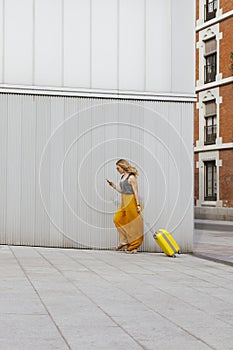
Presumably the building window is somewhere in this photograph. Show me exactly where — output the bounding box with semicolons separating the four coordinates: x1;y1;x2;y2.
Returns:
204;100;217;145
204;0;217;22
204;161;217;201
204;38;217;83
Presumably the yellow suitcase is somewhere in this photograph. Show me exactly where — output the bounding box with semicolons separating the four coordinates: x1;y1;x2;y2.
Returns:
153;229;181;258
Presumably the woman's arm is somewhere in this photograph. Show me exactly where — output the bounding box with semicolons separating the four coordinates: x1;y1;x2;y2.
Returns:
113;185;122;193
106;180;122;193
128;176;141;211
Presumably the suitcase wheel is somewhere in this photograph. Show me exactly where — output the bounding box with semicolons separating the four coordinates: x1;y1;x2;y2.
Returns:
171;254;176;258
178;250;181;255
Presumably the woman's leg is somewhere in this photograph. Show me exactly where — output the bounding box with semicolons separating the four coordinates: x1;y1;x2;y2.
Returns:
123;197;144;251
113;208;128;244
126;235;143;251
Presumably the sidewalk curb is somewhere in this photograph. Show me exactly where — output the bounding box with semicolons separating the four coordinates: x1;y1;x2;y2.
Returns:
192;252;233;267
194;221;233;232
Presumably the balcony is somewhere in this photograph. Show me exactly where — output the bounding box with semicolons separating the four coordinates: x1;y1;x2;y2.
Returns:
204;125;217;145
204;0;217;22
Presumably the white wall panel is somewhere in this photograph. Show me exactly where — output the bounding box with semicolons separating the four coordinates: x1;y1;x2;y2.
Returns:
119;0;144;90
4;0;33;84
62;98;81;248
0;94;8;243
171;0;195;93
49;98;65;246
92;0;118;89
64;0;91;88
34;96;51;246
20;96;36;245
0;0;3;83
0;0;195;95
0;94;193;251
6;95;21;244
34;0;62;86
141;100;193;250
146;0;171;92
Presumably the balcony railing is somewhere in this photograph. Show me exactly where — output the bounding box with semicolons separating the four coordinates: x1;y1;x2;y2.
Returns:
204;0;217;21
204;63;216;83
204;125;217;145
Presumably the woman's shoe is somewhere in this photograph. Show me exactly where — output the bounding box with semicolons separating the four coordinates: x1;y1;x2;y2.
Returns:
125;249;138;254
116;243;128;251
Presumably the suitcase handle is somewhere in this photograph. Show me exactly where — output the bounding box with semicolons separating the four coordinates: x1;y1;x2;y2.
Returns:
140;213;181;257
139;212;156;236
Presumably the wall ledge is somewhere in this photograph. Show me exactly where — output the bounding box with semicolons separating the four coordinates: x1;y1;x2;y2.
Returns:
0;84;197;103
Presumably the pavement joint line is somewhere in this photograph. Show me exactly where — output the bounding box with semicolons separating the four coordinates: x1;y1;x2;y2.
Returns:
131;260;233;328
97;252;233;320
195;220;233;229
1;312;48;316
86;251;233;333
184;257;233;287
194;224;233;232
5;245;233;349
172;265;233;295
9;246;72;350
58;249;218;350
192;253;233;268
90;251;233;314
35;248;147;350
153;254;233;291
157;259;233;311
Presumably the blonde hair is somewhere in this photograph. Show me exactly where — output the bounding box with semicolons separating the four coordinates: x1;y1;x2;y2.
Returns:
116;159;138;176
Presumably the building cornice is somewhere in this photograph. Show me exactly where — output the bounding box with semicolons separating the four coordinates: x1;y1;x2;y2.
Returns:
194;142;233;153
196;9;233;32
0;84;197;102
196;76;233;93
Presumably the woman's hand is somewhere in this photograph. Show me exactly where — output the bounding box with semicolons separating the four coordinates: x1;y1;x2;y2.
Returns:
106;179;116;189
137;205;141;213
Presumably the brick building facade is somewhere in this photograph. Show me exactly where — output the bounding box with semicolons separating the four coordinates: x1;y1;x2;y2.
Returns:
195;0;233;219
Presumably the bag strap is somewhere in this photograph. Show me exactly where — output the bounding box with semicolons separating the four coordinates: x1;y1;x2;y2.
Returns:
126;173;134;180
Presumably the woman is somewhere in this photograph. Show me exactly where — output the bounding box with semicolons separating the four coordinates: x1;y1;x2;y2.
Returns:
107;159;144;253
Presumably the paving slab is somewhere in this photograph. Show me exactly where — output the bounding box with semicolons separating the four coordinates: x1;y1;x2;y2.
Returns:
1;245;233;349
194;219;233;265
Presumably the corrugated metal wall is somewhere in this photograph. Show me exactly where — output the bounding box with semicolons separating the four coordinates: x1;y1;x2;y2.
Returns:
0;94;193;251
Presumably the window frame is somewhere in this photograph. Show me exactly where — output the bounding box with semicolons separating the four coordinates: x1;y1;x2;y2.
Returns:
204;160;217;201
204;99;217;145
204;52;217;84
204;0;217;22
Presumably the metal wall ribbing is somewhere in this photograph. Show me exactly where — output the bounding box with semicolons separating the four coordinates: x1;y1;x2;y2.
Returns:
0;94;193;251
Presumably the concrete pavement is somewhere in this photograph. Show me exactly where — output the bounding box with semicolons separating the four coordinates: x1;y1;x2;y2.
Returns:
194;219;233;265
1;243;233;350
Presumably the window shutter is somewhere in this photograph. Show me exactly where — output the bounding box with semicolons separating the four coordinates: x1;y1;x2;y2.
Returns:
205;38;217;55
205;100;216;116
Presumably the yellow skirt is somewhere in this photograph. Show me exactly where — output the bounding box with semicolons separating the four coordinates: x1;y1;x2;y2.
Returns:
113;194;144;251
